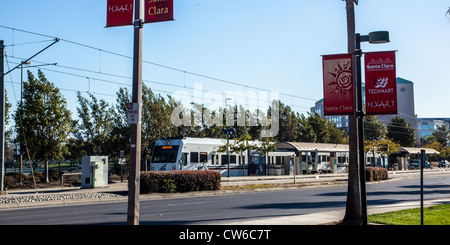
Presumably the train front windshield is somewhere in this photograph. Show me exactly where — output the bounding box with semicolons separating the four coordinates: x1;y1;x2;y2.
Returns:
151;145;180;163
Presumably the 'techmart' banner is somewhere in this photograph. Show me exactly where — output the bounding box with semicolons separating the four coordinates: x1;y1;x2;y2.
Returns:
364;51;397;115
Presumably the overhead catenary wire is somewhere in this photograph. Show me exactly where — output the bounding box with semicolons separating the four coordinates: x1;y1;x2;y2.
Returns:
1;25;422;134
0;25;319;104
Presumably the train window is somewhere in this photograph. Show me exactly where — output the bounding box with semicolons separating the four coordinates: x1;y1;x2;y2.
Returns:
239;155;245;164
230;155;236;164
151;145;180;163
190;152;199;163
221;155;228;165
181;153;188;166
200;152;208;163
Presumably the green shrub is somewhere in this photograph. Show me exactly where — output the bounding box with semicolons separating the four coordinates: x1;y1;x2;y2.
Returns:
48;169;61;181
32;172;45;182
140;170;221;194
162;179;176;193
366;167;388;181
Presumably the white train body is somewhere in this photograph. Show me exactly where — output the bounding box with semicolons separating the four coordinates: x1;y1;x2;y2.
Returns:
150;137;351;176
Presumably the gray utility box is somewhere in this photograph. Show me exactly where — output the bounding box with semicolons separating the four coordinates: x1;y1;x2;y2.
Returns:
81;156;109;188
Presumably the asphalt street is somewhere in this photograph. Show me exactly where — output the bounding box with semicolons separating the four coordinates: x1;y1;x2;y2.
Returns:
1;173;449;225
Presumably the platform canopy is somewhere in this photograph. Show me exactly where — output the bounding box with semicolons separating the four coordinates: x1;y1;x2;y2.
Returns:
275;142;349;152
398;147;440;155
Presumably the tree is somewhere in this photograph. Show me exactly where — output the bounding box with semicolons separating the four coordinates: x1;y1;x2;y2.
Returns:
364;138;399;166
257;137;277;175
14;70;73;182
423;141;450;158
109;87;131;164
277;102;299;142
364;115;387;140
307;112;329;143
432;125;449;146
141;84;176;169
297;113;316;142
112;85;179;170
296;112;345;144
230;133;256;176
75;92;115;156
387;117;416;147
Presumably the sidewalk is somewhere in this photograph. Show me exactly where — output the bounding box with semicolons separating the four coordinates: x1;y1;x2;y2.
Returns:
1;169;450;225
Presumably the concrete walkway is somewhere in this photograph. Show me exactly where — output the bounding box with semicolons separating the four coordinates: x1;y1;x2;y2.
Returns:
1;168;450;225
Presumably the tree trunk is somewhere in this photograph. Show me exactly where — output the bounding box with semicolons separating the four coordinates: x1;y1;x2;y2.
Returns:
342;0;362;225
44;157;49;183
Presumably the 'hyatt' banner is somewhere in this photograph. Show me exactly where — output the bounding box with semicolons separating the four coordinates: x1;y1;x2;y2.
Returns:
106;0;134;27
364;51;397;115
322;53;354;116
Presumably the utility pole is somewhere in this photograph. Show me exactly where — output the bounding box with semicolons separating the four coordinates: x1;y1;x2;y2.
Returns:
0;40;5;194
342;0;362;225
127;0;143;225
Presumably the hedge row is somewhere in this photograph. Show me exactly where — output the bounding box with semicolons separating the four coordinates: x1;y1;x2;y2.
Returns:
3;170;63;189
140;170;221;194
365;167;388;182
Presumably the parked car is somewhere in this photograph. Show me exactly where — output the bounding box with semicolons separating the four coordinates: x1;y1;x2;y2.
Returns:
409;160;430;169
409;160;421;170
439;160;449;168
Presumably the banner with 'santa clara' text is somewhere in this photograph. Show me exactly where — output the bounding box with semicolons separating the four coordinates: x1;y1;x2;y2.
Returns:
322;53;354;116
145;0;174;23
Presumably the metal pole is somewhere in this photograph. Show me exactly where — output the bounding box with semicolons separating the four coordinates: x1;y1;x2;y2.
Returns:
127;0;143;225
227;132;230;177
342;0;362;225
0;40;5;193
420;149;425;225
355;33;367;225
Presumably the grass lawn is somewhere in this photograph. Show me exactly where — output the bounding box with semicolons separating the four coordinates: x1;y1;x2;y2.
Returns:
368;204;450;225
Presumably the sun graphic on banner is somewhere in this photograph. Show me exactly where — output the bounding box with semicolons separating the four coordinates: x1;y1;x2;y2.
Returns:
327;61;352;95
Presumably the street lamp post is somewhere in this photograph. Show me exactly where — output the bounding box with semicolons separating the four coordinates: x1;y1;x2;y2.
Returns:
221;127;235;177
354;31;390;225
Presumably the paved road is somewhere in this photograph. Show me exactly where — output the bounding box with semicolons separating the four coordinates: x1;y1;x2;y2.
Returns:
1;174;449;225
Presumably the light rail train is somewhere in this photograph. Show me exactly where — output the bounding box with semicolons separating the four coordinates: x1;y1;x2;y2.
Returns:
150;137;350;177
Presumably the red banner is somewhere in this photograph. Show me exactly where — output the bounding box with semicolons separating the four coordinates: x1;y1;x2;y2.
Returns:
106;0;134;27
364;51;397;115
322;54;354;115
145;0;174;23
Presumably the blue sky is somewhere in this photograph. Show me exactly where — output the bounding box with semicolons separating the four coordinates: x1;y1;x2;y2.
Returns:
1;0;449;124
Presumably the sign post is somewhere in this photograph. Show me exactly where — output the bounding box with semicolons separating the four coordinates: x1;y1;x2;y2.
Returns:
106;0;174;225
322;31;391;226
420;149;425;225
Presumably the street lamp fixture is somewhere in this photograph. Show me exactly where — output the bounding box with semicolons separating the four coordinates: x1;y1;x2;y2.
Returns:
355;30;390;225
